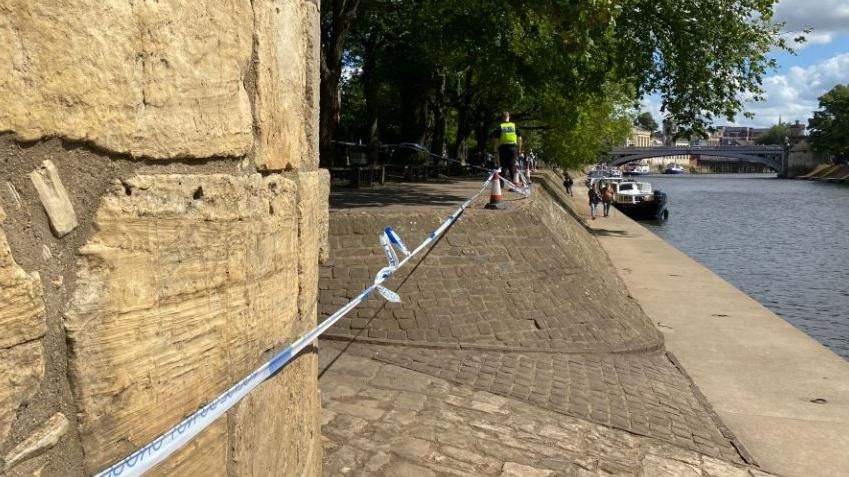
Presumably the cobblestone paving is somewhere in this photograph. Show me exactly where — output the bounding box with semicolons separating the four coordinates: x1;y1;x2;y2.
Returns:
320;205;662;353
318;178;755;472
322;341;742;463
320;349;774;477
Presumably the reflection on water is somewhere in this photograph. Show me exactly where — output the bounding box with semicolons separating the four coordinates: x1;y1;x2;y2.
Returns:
642;174;849;359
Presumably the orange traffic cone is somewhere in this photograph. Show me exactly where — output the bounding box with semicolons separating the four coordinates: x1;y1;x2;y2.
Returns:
485;172;506;209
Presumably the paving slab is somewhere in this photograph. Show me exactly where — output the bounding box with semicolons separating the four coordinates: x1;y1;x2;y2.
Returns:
320;347;774;477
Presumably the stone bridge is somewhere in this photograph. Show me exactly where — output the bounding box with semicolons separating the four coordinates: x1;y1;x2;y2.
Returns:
607;145;785;171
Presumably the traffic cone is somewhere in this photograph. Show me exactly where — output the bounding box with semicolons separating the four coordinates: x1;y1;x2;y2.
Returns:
485;172;506;209
513;170;521;187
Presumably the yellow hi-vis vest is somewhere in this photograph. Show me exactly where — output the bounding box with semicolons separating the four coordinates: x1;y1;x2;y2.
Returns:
500;122;518;145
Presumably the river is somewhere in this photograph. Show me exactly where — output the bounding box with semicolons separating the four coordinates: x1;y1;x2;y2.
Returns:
640;174;849;360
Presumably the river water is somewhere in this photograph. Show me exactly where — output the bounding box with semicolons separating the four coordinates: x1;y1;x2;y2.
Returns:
640;174;849;360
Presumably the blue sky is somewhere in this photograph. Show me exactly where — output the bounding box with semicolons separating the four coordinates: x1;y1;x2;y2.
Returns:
644;0;849;129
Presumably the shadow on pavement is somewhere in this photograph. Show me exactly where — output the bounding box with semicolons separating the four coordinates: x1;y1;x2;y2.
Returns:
330;176;491;209
591;227;632;237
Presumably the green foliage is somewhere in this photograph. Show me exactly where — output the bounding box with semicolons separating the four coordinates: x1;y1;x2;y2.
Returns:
326;0;789;167
808;84;849;161
754;123;789;145
635;112;658;133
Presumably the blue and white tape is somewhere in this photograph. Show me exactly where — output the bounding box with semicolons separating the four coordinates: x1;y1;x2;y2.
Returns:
385;227;411;257
380;232;399;268
95;171;496;477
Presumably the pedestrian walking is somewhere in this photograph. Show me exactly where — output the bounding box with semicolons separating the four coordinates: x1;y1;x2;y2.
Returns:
491;112;523;186
588;183;601;219
601;183;615;217
563;174;574;196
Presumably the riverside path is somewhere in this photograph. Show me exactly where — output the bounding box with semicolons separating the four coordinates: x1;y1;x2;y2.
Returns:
317;174;780;476
569;172;849;477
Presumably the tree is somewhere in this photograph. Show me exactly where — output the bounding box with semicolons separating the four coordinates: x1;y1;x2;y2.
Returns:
754;123;790;145
320;0;363;167
323;0;791;168
808;84;849;161
635;112;658;133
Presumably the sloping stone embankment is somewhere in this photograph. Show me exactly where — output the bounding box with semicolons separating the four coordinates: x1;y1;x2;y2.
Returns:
319;174;757;472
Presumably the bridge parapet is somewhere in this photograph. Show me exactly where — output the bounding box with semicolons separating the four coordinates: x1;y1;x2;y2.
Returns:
607;145;784;171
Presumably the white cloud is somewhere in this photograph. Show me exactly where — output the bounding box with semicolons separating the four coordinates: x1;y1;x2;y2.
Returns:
741;52;849;127
783;31;833;50
774;0;849;46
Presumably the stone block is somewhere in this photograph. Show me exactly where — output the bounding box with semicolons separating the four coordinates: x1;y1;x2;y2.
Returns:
64;174;302;474
501;462;555;477
4;413;69;471
232;352;321;476
0;0;253;159
29;160;78;237
296;170;330;327
0;343;44;451
0;219;47;446
252;0;320;171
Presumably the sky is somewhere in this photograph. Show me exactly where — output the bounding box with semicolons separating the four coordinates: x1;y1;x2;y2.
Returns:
643;0;849;129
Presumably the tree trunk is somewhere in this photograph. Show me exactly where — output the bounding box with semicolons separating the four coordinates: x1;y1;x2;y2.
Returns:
450;74;475;162
362;32;381;164
319;0;361;168
430;73;448;157
399;72;432;145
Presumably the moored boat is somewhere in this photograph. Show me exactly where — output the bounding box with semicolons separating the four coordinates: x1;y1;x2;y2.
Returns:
612;180;668;220
624;163;651;176
663;163;685;174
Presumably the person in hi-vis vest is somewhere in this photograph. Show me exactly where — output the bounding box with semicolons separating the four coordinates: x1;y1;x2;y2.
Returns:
491;112;523;184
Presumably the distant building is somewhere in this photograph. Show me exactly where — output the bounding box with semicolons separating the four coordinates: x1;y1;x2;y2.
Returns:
788;120;806;139
625;127;652;147
718;126;769;146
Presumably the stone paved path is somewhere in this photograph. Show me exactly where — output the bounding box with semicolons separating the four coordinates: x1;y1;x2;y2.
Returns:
318;175;758;474
326;343;740;461
320;204;661;353
320;348;774;477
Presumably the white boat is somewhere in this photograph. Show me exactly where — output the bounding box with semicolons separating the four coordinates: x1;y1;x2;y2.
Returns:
663;163;685;174
590;178;669;221
624;163;651;176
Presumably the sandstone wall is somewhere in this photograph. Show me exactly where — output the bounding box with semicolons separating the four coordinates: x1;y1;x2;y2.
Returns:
0;1;325;476
786;139;830;177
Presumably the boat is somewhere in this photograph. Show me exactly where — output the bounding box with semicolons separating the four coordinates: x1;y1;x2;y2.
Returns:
612;179;668;220
623;163;651;176
663;163;685;174
591;177;668;221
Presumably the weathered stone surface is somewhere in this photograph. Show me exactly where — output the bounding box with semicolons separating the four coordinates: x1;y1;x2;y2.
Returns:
147;420;228;477
501;462;555;477
64;174;301;473
4;413;69;471
29;160;78;237
4;455;48;477
0;218;47;350
640;454;702;477
253;0;321;171
297;170;330;325
0;343;44;450
0;213;47;446
232;352;321;477
0;1;253;159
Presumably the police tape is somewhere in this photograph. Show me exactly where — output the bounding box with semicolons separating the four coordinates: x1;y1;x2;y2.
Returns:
94;171;497;477
501;171;531;197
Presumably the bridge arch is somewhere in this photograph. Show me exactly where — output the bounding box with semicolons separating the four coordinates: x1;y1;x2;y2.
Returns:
607;148;783;171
